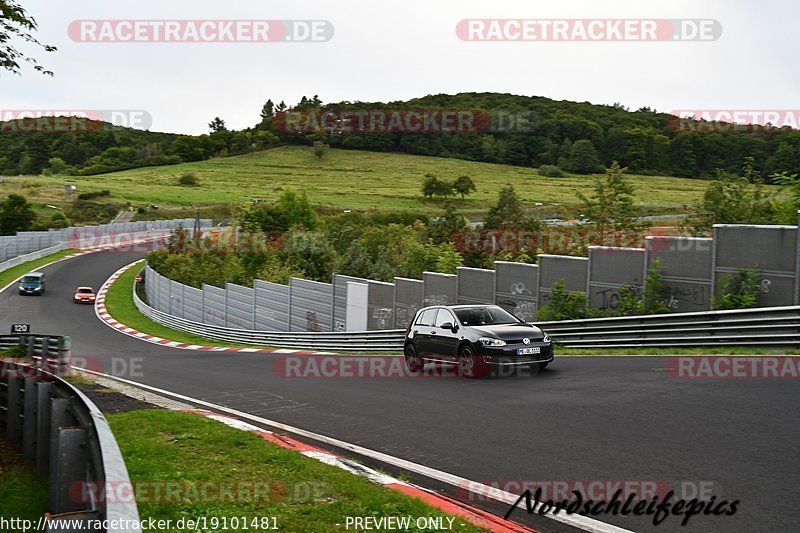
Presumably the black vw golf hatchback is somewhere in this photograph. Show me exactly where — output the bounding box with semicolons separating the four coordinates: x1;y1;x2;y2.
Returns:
404;304;554;378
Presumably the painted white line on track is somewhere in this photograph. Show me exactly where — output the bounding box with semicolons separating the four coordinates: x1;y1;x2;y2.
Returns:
75;367;634;533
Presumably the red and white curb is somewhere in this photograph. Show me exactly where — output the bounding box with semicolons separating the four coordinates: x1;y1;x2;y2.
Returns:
185;408;536;533
94;261;335;356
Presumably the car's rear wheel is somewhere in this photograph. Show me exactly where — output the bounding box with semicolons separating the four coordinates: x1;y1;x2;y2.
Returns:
458;346;487;378
404;343;424;374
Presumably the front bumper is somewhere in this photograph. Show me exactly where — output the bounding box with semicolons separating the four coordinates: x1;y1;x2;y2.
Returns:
19;288;41;295
478;342;554;366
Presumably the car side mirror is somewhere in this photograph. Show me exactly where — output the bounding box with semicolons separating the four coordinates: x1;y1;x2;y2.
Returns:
440;322;457;331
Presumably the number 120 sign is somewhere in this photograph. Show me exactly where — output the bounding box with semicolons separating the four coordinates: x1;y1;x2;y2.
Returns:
10;324;30;334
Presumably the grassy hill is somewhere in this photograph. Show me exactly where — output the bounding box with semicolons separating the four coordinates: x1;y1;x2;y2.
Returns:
1;146;713;217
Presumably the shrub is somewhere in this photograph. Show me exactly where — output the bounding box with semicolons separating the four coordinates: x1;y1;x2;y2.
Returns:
538;165;564;177
712;267;762;310
1;345;28;358
615;259;670;316
178;171;201;186
77;190;111;201
537;280;591;321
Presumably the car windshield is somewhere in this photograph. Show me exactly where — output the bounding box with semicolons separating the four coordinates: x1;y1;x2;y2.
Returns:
22;276;40;283
454;306;522;326
78;288;93;294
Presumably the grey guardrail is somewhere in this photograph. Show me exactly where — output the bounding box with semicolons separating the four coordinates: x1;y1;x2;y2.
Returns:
132;278;800;350
134;284;403;351
0;339;140;533
0;242;67;276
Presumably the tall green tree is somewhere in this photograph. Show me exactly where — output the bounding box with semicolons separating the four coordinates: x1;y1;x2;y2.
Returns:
239;189;318;233
484;184;538;230
690;158;777;233
208;117;227;133
577;161;647;234
452;175;476;199
567;139;601;174
0;193;35;235
426;200;467;245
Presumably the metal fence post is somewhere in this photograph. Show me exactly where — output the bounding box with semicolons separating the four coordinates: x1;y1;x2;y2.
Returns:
36;381;53;477
6;375;22;440
60;336;72;376
49;398;75;510
50;427;88;515
41;335;51;372
22;377;38;459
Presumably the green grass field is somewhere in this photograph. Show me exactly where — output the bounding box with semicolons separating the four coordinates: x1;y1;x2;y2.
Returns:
104;261;274;349
1;146;715;215
0;440;48;524
110;410;485;533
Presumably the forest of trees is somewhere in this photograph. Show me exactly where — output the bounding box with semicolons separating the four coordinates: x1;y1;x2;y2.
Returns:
2;92;800;178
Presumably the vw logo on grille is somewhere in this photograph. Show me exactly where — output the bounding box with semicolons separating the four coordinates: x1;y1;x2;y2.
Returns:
522;337;530;345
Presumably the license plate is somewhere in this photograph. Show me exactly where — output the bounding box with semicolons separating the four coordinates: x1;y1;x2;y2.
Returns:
517;347;540;355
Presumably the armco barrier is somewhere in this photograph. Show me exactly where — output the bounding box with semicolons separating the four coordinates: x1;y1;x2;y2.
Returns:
0;334;72;375
0;218;211;264
0;242;67;276
1;347;140;532
133;277;800;350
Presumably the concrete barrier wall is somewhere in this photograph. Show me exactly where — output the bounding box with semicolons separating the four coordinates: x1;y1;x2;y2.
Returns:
332;274;371;332
183;285;204;323
587;247;646;312
494;261;539;322
367;281;395;330
345;282;369;331
169;279;184;317
646;236;712;312
289;278;333;332
254;280;289;331
393;277;424;328
457;267;495;305
538;254;588;308
423;272;458;306
713;224;799;307
202;284;227;327
226;283;255;330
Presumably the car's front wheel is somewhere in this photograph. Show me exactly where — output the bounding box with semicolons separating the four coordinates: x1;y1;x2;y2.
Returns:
404;343;424;374
458;345;488;378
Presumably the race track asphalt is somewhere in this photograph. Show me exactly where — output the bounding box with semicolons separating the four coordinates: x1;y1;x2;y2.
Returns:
1;250;797;533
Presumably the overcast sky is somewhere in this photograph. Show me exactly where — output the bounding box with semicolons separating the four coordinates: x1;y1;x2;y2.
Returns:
4;0;798;135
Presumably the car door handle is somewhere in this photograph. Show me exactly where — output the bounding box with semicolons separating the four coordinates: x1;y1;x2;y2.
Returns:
430;330;436;335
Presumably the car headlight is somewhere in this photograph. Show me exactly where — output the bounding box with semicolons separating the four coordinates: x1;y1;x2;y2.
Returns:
478;337;507;347
543;332;551;344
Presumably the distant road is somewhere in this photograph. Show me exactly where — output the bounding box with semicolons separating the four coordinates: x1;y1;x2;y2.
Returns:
468;213;693;228
109;209;136;225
